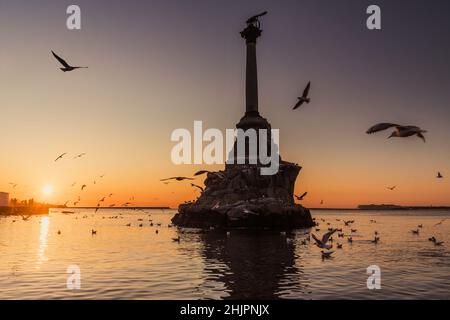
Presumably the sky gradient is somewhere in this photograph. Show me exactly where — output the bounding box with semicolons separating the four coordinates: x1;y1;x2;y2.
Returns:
1;0;450;208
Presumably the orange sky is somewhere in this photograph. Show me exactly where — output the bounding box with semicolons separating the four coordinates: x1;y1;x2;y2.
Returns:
1;1;449;208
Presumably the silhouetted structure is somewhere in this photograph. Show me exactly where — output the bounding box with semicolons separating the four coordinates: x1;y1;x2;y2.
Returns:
172;12;313;229
0;192;9;207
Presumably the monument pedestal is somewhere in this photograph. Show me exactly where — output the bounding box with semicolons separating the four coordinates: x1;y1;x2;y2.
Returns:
172;161;314;229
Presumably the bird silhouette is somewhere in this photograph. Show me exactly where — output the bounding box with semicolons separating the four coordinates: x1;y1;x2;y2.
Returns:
81;184;87;191
160;177;194;182
73;153;86;159
437;172;444;179
295;192;308;201
367;123;427;142
292;82;311;110
51;51;87;72
311;229;337;249
54;153;67;162
387;186;397;191
8;182;18;188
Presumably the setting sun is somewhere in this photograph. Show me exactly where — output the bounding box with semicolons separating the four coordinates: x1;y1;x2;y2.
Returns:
42;185;54;196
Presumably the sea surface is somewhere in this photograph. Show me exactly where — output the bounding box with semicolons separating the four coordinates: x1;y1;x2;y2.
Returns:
0;209;449;300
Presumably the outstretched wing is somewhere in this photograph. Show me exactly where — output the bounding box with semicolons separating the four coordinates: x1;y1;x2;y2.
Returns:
292;100;304;110
311;233;322;246
366;123;399;134
417;132;426;143
322;229;337;244
194;170;210;176
51;51;71;68
297;192;308;200
302;81;311;98
191;183;204;192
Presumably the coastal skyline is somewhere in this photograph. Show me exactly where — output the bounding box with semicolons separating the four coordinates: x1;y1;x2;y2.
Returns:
1;0;450;208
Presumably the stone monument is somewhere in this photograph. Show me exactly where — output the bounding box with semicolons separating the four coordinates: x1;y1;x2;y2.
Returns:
172;12;314;229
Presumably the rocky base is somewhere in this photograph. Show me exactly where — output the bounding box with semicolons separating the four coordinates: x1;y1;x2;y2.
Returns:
171;161;314;230
172;198;313;229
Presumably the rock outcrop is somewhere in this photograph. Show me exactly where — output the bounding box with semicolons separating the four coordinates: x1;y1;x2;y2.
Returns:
172;161;314;229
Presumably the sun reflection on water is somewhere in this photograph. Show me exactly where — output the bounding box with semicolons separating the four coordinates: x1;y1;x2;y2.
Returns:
36;216;49;269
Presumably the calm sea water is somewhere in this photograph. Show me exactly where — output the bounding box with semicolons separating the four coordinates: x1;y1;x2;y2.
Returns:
0;209;449;300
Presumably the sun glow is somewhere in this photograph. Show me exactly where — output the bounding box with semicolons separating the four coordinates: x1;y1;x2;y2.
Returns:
42;184;54;196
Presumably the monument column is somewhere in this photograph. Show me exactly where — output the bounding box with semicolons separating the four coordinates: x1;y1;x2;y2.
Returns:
241;22;262;116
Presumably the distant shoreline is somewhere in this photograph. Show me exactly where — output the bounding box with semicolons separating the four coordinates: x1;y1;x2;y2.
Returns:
56;206;172;210
311;206;450;211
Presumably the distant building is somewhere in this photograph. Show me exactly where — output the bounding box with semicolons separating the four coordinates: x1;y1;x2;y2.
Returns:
0;192;9;207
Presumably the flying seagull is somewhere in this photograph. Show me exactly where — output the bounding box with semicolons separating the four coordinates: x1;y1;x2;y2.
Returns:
292;82;311;110
54;153;67;162
311;229;337;249
160;177;194;182
437;172;443;179
295;192;308;201
73;153;86;159
366;123;427;142
9;182;18;188
81;184;87;191
387;186;397;191
51;51;87;72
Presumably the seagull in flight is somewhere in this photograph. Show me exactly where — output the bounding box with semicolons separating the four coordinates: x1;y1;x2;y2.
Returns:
81;184;87;191
292;82;311;110
295;192;308;201
9;182;18;188
387;186;397;191
73;153;86;159
160;177;194;182
51;51;88;72
437;172;444;179
366;123;427;142
54;153;67;162
311;229;337;249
